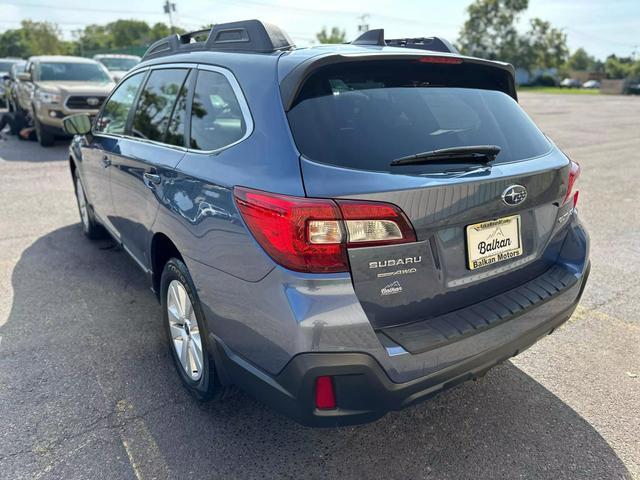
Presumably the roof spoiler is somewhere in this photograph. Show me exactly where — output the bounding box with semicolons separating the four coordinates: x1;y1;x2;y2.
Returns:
142;19;295;61
280;54;517;111
351;28;460;54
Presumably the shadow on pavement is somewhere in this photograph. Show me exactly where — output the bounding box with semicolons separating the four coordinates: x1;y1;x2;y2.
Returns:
0;134;69;162
0;224;631;479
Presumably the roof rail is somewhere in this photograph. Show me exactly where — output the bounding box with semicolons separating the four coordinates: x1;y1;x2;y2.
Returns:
351;28;459;54
142;19;295;61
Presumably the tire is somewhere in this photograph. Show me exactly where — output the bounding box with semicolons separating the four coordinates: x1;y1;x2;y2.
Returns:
161;258;227;401
34;115;55;147
73;170;105;240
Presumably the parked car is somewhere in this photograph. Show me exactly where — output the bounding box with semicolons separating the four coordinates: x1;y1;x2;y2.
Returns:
0;58;23;109
15;55;115;146
3;60;27;112
582;80;601;89
560;78;582;88
64;20;590;427
93;54;141;82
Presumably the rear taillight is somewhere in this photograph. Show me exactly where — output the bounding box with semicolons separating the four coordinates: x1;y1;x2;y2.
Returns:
337;200;417;247
233;187;417;273
563;161;580;207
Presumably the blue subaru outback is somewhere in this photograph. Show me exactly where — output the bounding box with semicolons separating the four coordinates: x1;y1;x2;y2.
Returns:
64;20;590;427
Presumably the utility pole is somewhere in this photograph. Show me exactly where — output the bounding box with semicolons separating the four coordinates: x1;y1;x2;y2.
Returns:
357;14;370;33
163;0;177;33
72;29;84;57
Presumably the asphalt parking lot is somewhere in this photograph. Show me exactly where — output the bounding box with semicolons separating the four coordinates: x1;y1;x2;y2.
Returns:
0;92;638;480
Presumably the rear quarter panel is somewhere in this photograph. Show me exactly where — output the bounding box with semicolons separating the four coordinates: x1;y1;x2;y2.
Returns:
151;54;304;282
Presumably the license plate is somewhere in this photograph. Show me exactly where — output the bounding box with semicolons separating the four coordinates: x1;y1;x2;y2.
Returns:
466;215;523;270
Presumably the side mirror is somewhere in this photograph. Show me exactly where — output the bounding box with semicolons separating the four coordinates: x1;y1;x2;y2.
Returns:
17;72;31;81
63;113;92;135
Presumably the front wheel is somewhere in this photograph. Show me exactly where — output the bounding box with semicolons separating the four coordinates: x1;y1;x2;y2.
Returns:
34;116;55;147
161;258;227;401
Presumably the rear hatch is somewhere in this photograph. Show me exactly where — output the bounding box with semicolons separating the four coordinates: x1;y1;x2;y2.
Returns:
285;57;572;329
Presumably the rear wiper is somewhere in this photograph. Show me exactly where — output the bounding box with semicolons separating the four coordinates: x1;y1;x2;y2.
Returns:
390;145;501;166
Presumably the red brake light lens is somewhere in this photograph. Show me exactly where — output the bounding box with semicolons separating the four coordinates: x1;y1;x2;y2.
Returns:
417;56;463;64
563;161;581;207
315;376;336;410
233;187;417;273
233;187;347;273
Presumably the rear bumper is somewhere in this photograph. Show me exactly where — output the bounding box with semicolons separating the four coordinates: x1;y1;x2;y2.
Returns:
213;262;589;427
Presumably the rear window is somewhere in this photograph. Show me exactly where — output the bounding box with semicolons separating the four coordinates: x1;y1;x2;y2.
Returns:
287;61;551;173
131;68;189;142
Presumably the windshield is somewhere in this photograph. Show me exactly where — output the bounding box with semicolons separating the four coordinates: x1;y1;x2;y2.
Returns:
287;60;551;173
38;62;112;82
12;62;26;75
98;57;139;71
0;61;18;72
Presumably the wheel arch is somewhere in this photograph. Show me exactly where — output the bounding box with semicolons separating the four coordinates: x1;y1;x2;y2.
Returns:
150;232;184;298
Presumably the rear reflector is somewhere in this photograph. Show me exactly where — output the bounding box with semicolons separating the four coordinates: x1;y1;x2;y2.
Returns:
563;161;581;207
315;376;336;410
234;187;417;273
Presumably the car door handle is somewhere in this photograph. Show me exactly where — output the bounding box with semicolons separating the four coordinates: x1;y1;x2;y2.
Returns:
101;155;111;168
143;172;162;188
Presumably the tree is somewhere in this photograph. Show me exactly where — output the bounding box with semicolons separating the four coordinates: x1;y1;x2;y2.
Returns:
567;47;595;71
458;0;568;73
316;27;346;44
523;18;568;71
76;20;184;54
107;20;151;48
79;24;112;51
604;55;634;79
0;20;69;58
457;0;528;65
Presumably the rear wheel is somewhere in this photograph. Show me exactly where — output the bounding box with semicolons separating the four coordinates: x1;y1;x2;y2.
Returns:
73;171;104;239
34;115;55;147
161;258;227;401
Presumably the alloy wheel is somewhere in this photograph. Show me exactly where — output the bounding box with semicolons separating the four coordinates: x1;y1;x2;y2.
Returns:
166;279;203;381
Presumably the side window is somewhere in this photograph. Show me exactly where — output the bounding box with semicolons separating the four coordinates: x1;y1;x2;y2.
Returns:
190;70;246;151
94;73;144;134
165;70;194;147
131;69;188;142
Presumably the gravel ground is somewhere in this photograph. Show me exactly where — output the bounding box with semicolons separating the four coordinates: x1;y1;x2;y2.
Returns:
0;93;638;479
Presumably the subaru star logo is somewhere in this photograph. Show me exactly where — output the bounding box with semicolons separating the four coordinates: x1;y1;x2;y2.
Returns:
502;185;527;206
86;97;100;107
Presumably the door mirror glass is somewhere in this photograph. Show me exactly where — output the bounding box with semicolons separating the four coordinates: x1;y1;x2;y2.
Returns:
63;113;92;135
17;72;31;81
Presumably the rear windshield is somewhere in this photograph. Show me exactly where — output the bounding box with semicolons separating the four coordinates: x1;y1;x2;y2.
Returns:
287;61;551;173
38;62;112;83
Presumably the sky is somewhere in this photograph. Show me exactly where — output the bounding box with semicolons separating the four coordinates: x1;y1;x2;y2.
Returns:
0;0;638;60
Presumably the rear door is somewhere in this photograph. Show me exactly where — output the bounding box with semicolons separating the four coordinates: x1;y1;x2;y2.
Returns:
286;58;571;329
109;67;192;268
